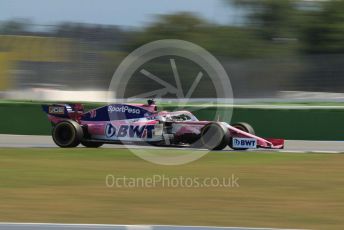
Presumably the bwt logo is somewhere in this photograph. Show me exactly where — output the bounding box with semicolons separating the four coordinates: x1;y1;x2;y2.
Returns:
108;105;141;114
105;123;155;139
233;138;257;148
240;140;255;146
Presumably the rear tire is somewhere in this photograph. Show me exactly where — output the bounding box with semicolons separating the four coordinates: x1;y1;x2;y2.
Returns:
229;122;255;150
81;141;103;148
52;120;83;148
198;122;230;150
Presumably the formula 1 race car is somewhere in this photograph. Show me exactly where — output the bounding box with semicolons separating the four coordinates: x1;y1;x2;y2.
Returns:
42;100;284;150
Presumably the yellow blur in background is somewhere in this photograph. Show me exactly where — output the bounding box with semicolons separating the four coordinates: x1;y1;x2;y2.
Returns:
0;35;72;90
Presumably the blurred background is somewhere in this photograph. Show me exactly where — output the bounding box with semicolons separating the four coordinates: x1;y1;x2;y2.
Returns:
0;0;343;102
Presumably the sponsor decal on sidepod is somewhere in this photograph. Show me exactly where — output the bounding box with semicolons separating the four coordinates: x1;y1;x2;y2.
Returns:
105;123;155;139
108;105;141;114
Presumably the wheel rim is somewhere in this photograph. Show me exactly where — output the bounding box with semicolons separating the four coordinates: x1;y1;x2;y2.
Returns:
55;123;75;146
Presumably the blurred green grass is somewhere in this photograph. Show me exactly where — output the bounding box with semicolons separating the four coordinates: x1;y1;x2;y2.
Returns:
0;148;343;229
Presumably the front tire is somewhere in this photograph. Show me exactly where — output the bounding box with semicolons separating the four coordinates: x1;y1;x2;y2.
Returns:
229;122;255;150
198;122;230;150
52;120;83;148
231;122;255;135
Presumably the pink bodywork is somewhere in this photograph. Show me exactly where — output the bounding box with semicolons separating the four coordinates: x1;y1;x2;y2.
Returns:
46;103;284;149
168;120;283;149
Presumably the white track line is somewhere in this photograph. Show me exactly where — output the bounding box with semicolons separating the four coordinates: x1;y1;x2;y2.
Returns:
0;223;306;230
277;150;343;154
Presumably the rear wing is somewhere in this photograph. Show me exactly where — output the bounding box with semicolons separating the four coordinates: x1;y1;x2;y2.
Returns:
42;103;84;121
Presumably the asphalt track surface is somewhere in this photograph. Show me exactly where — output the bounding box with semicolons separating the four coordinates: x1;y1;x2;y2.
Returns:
0;223;304;230
0;134;343;153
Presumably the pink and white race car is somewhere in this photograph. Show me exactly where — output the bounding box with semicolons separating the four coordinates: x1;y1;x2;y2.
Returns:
42;100;284;150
